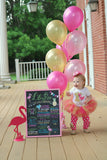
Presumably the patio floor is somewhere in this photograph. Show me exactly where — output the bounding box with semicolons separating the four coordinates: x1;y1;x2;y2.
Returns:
0;80;107;160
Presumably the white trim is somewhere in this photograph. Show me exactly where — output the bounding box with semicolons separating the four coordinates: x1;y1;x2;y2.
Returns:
85;5;95;89
82;11;88;85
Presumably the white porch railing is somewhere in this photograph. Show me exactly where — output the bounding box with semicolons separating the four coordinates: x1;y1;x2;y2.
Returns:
15;59;51;82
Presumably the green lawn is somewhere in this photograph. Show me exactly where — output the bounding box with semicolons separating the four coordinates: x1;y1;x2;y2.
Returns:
10;73;16;80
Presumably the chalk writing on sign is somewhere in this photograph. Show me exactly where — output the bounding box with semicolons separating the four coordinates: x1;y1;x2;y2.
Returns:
25;89;61;137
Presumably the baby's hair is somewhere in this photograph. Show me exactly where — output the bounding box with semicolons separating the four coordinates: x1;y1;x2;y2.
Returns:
74;73;86;88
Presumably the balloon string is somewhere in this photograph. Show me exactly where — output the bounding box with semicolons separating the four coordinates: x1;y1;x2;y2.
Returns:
60;82;69;113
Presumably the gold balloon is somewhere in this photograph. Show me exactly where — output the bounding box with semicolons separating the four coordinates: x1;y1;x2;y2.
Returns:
46;48;67;72
46;20;67;45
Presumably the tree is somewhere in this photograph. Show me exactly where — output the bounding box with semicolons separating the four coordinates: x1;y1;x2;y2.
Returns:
6;0;76;71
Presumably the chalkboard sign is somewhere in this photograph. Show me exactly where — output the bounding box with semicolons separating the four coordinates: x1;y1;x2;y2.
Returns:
25;89;61;137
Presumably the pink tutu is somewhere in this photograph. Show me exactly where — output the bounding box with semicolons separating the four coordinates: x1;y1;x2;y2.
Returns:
63;96;97;117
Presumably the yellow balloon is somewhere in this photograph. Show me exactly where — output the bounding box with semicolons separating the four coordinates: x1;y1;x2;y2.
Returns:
46;20;67;45
46;48;67;72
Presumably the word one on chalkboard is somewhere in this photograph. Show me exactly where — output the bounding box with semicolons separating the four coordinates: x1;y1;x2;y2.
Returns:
25;89;61;137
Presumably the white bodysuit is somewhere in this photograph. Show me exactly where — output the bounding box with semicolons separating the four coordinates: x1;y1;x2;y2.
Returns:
69;87;91;107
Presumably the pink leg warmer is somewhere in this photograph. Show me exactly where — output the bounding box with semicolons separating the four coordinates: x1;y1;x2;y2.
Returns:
82;116;90;129
71;114;78;130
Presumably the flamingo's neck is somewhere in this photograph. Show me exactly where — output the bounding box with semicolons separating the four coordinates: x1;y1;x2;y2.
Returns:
19;107;26;120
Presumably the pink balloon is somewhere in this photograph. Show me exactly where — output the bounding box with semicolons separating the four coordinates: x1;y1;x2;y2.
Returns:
56;44;70;61
56;44;62;50
63;6;83;32
64;59;86;82
62;41;73;61
47;71;68;94
63;30;87;57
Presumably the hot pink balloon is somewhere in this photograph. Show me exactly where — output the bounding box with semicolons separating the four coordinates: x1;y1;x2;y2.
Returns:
64;59;86;82
47;71;68;94
63;6;83;32
63;30;87;57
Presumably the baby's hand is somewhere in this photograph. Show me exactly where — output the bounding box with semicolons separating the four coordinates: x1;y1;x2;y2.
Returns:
84;98;89;104
66;91;71;96
84;95;92;104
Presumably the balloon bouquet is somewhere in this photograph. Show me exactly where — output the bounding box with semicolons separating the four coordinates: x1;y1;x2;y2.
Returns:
45;6;87;129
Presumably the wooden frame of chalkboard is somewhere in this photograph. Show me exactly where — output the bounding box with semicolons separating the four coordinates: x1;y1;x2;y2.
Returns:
25;89;61;137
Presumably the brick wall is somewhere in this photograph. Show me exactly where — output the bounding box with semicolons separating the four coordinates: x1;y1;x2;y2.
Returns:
91;0;107;95
76;0;107;95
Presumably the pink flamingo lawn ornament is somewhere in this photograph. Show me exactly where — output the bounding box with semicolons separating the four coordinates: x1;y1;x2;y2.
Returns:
8;106;26;141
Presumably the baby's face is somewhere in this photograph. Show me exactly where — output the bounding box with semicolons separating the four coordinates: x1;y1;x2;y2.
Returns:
73;77;84;89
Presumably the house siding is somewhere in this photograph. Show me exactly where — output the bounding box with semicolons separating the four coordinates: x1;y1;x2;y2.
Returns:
76;0;107;95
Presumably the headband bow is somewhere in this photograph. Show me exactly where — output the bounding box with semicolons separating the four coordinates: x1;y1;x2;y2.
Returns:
73;71;82;77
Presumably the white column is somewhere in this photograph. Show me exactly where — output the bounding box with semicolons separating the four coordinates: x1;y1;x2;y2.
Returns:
0;0;11;80
82;10;88;85
85;5;95;89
